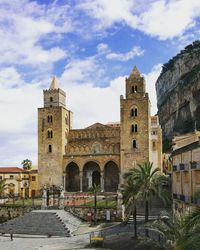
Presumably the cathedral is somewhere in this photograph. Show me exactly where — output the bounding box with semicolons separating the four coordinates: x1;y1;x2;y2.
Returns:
38;67;162;192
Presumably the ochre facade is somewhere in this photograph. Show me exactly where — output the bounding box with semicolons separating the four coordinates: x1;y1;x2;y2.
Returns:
38;67;162;192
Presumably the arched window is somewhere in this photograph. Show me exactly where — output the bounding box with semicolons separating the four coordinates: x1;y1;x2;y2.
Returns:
133;140;137;148
48;145;52;153
131;124;134;132
47;130;53;138
131;109;134;117
50;97;53;102
135;124;138;132
132;86;134;93
131;108;138;117
47;115;53;123
134;108;137;116
131;124;138;133
135;86;138;92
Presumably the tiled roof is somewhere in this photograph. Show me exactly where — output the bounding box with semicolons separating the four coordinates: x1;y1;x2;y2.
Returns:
0;167;23;173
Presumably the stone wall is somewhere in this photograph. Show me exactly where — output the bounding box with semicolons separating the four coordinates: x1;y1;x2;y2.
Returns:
0;206;32;223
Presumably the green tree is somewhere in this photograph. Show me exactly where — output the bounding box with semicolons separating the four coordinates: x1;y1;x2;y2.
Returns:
21;159;32;170
89;184;101;225
0;179;7;197
122;178;141;238
124;162;171;236
147;208;200;250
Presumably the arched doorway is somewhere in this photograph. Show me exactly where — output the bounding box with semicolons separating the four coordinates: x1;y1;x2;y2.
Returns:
83;161;101;191
104;161;119;192
92;171;101;186
66;162;80;192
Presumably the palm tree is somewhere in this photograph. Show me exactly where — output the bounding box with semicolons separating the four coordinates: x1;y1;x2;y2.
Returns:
147;208;200;250
0;179;7;197
124;162;171;236
89;184;101;225
122;178;141;238
21;159;32;170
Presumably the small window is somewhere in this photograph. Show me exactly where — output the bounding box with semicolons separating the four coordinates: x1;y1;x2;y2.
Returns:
133;140;137;148
10;175;14;179
47;115;53;123
135;86;138;92
47;130;53;138
152;141;156;150
132;86;134;93
48;145;52;153
131;109;134;117
131;108;138;117
31;176;36;181
134;108;137;116
50;97;53;102
131;124;138;133
0;176;2;180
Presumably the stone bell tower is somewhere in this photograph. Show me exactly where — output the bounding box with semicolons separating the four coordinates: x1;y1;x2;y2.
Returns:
38;76;73;188
120;66;151;175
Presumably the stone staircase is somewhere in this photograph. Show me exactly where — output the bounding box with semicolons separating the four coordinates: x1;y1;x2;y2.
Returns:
0;210;82;237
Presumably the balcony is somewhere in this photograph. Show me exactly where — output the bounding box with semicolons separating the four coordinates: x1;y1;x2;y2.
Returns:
191;161;200;170
173;165;178;171
179;163;185;171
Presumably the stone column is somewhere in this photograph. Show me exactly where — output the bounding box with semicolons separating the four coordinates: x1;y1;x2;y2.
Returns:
59;188;65;210
88;171;93;189
119;171;124;188
41;187;47;210
80;172;83;192
100;171;104;192
63;174;66;191
117;190;123;219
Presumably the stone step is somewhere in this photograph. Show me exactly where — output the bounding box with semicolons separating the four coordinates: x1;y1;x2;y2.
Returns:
0;210;81;237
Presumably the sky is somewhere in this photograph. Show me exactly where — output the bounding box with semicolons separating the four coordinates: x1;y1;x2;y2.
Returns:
0;0;200;167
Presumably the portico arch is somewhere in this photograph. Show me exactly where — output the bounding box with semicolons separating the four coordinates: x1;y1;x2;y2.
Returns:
65;162;80;192
104;161;119;192
83;161;101;192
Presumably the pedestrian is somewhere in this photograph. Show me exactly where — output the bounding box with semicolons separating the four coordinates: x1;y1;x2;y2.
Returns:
10;232;13;241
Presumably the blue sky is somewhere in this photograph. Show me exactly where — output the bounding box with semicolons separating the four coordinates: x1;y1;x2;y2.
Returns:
0;0;200;167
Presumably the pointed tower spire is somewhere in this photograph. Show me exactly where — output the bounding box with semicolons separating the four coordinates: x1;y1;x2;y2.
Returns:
49;76;59;90
130;66;140;78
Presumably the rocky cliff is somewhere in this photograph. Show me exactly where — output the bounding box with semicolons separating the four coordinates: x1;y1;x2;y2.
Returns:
156;41;200;150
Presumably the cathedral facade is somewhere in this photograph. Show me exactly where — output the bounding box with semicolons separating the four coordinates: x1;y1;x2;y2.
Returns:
38;67;162;192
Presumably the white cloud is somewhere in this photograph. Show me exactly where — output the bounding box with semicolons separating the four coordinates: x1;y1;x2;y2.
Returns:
97;43;109;54
78;0;137;30
144;64;162;115
96;43;144;61
138;0;200;40
79;0;200;40
0;67;24;88
106;46;144;61
0;67;44;166
61;57;105;85
0;1;72;66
